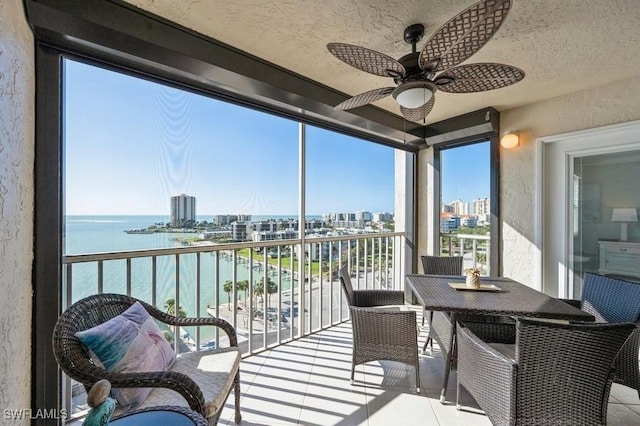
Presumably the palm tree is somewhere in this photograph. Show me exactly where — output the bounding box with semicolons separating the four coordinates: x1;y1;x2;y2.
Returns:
237;280;249;307
223;280;233;310
266;278;278;308
253;280;265;304
164;298;186;318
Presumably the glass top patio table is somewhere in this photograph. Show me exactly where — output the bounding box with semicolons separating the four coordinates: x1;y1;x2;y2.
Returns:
405;274;595;402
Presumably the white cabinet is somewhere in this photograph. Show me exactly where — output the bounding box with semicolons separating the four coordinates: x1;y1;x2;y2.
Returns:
598;241;640;278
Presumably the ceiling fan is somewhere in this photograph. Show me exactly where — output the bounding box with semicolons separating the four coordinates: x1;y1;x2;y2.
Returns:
327;0;525;123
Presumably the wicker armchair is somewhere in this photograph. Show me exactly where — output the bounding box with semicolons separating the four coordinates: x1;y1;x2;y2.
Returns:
561;273;640;399
52;293;241;425
456;318;636;426
338;265;420;393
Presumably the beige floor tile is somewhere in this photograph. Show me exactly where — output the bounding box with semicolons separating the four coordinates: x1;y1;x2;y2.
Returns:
606;403;640;425
216;320;640;426
365;387;439;426
610;383;640;406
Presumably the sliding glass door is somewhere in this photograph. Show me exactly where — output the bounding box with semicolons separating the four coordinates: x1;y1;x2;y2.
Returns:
540;121;640;298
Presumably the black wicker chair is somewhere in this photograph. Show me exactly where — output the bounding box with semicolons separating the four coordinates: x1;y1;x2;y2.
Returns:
419;256;463;328
338;265;420;393
456;318;636;426
561;273;640;399
52;293;242;425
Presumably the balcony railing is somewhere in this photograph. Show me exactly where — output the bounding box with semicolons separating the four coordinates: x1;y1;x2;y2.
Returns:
440;233;490;275
62;231;406;417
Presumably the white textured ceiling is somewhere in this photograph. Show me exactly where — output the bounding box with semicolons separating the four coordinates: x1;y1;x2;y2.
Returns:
125;0;640;124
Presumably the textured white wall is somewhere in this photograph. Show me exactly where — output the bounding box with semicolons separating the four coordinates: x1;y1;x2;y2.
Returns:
0;0;34;422
501;75;640;287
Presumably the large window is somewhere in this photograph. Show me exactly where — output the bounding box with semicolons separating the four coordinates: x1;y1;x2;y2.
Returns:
60;59;401;416
30;3;415;419
438;141;493;274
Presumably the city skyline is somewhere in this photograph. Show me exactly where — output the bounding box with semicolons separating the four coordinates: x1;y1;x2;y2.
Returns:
64;60;489;216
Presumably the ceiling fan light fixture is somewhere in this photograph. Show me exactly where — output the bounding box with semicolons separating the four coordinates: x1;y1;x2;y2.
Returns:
393;81;436;109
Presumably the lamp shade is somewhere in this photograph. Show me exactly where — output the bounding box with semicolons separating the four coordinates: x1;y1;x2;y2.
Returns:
611;208;638;222
392;81;436;109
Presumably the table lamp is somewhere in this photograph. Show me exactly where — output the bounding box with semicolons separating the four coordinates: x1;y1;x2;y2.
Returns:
611;208;638;241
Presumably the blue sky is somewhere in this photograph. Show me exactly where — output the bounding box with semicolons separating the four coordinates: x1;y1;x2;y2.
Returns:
440;142;490;204
64;60;487;215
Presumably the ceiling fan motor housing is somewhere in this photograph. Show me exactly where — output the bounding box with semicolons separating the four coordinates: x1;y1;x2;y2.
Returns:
328;0;524;122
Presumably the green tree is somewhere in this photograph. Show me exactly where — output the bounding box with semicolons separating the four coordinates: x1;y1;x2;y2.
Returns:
223;280;233;310
253;280;265;304
264;278;278;307
164;298;187;318
237;280;249;307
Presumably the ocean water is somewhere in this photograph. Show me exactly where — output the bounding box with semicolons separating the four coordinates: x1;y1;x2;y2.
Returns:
65;215;314;317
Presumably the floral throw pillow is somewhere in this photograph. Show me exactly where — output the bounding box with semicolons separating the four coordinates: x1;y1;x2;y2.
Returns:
75;301;176;410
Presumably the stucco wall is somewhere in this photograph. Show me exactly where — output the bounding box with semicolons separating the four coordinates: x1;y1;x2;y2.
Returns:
501;75;640;287
0;0;34;423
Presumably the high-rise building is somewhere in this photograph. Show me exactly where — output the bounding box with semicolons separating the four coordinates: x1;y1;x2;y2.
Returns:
449;199;469;215
170;194;196;227
473;198;490;216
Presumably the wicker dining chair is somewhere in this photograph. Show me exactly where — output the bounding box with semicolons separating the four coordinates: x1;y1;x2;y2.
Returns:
561;273;640;399
338;265;420;393
456;318;636;426
419;256;463;333
52;293;242;425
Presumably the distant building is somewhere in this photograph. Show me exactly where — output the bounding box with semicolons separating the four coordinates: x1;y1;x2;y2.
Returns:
213;214;252;226
252;229;297;242
473;198;490;216
372;212;393;222
170;194;196;227
448;199;469;215
355;210;372;221
477;213;491;225
231;221;250;240
441;215;461;233
461;216;477;227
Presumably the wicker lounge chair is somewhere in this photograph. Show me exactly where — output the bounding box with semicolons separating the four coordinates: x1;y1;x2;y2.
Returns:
561;273;640;399
52;293;241;425
456;318;635;425
338;265;420;393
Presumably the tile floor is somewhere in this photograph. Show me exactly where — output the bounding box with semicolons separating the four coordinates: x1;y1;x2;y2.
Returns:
218;314;640;425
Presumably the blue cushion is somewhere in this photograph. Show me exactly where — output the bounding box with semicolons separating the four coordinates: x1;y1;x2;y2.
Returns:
76;301;176;410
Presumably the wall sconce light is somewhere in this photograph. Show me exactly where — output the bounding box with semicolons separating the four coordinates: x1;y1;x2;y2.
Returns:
500;131;519;148
611;207;638;241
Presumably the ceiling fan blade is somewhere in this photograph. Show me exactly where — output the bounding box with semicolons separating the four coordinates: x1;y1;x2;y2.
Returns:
327;43;406;77
334;87;395;111
400;97;436;122
436;63;524;93
419;0;512;72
